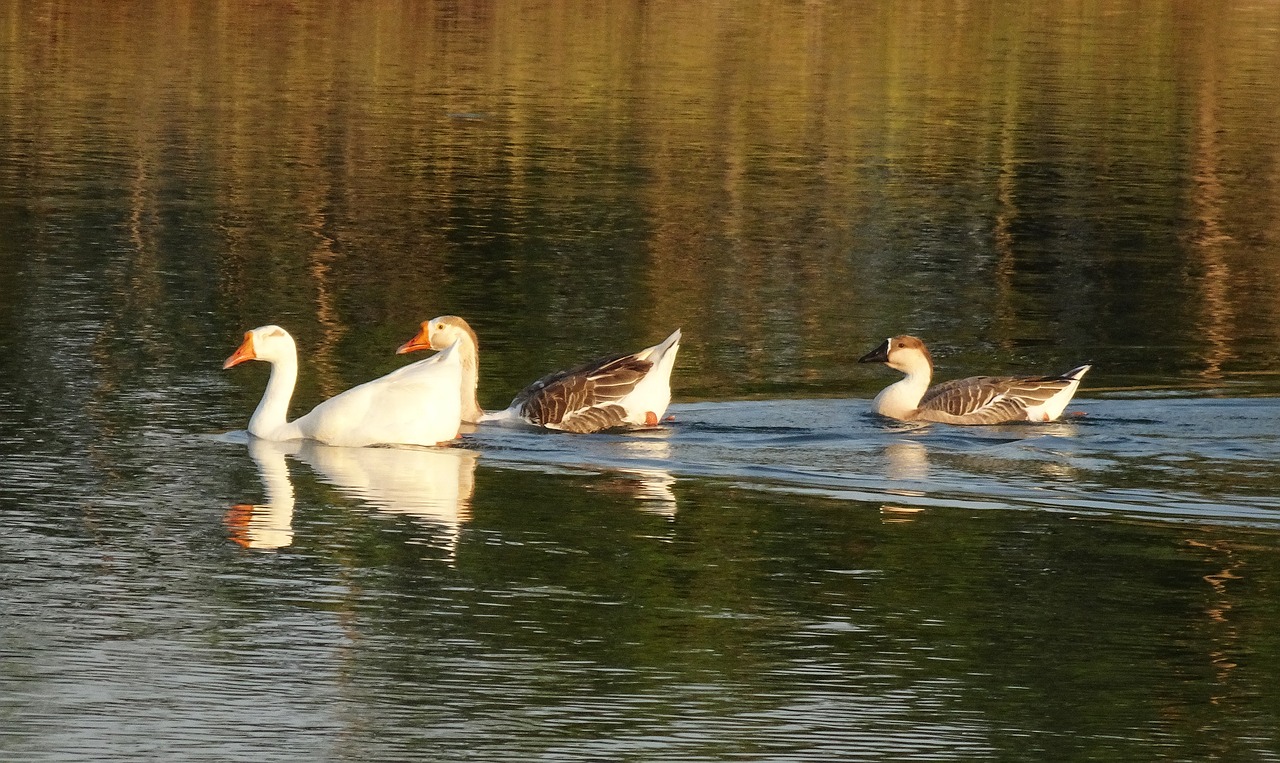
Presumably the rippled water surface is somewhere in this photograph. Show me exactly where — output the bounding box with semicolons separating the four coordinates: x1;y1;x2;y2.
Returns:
4;1;1280;760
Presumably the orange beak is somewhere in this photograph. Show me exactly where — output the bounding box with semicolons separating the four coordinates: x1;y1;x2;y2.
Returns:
396;323;432;355
225;504;254;548
223;331;257;369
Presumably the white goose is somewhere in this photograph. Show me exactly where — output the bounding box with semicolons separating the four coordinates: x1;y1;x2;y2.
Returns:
224;325;463;447
396;316;681;434
858;335;1090;425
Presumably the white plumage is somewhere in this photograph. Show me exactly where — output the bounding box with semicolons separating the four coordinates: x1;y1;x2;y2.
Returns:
224;325;463;447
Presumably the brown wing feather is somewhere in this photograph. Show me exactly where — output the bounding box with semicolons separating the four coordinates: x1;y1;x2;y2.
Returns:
514;352;653;430
555;404;630;433
917;374;1076;424
919;376;1001;413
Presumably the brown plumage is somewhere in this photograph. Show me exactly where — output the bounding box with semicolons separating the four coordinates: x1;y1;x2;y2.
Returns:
915;373;1088;424
859;335;1091;425
397;316;682;433
513;353;653;432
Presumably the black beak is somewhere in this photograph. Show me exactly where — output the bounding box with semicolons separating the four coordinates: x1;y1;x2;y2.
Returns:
858;339;891;364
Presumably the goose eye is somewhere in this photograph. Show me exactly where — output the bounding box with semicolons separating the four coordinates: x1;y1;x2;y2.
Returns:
437;323;445;331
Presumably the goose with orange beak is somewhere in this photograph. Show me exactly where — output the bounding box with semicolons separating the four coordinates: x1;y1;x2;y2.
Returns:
224;325;463;447
398;316;681;434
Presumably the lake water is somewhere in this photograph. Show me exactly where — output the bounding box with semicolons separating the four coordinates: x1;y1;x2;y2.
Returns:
3;1;1280;760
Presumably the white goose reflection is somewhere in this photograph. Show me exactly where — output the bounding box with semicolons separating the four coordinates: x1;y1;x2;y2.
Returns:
294;441;479;557
613;434;678;517
226;438;300;550
229;438;479;557
885;440;929;482
880;440;929;524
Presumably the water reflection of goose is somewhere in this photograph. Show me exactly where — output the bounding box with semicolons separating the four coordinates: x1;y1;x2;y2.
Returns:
294;442;479;555
859;336;1090;425
884;440;929;482
226;438;300;550
223;325;463;447
397;316;681;434
613;435;678;517
880;441;929;521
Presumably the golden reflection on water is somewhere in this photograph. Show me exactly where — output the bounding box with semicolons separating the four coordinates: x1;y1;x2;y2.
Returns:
1185;536;1248;707
4;0;1280;398
1188;22;1234;383
304;204;345;400
879;505;925;524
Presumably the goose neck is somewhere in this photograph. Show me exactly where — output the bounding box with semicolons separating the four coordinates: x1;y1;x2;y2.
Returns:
873;367;932;419
456;335;484;424
247;352;298;439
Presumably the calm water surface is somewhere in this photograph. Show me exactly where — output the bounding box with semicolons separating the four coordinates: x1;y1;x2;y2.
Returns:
3;1;1280;760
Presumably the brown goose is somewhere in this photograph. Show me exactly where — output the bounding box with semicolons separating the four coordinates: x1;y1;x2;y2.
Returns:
858;336;1090;425
397;316;681;434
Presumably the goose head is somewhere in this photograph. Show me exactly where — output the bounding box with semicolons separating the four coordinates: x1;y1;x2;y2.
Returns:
858;335;934;377
397;315;478;356
224;325;297;369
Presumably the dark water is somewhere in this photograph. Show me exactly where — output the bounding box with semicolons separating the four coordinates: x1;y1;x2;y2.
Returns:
3;1;1280;760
